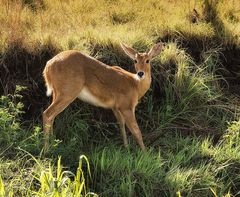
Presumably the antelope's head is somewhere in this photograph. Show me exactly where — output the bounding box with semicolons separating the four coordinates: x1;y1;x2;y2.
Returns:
121;42;163;79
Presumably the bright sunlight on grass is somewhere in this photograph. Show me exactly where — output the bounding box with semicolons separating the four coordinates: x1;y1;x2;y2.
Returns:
0;0;240;196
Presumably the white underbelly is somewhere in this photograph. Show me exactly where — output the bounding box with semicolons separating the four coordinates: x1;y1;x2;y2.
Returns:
78;87;108;108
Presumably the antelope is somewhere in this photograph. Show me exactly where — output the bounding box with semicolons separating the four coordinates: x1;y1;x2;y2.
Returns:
42;42;163;151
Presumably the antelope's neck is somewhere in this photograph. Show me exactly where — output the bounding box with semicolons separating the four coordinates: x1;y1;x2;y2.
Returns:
137;72;151;100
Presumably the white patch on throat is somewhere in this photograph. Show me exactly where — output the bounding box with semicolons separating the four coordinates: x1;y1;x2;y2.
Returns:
134;74;141;81
78;87;107;108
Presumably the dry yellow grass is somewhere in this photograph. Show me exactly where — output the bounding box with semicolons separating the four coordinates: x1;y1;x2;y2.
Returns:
0;0;239;53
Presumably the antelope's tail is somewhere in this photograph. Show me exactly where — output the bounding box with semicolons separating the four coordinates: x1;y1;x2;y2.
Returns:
43;65;53;97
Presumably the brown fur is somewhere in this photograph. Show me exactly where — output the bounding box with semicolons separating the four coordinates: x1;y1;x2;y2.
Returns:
42;43;163;151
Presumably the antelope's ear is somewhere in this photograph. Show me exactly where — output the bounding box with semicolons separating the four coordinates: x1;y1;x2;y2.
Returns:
121;43;138;60
148;42;164;59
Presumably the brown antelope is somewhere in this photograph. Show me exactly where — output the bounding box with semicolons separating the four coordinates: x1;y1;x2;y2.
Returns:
42;42;163;151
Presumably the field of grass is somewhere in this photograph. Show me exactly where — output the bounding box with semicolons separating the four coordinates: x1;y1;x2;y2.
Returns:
1;0;240;196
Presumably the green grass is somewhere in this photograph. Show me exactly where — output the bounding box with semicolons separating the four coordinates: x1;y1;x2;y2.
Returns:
1;0;240;196
0;151;97;196
0;81;239;196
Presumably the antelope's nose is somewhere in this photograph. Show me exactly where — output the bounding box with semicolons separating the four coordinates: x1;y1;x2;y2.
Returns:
137;71;144;78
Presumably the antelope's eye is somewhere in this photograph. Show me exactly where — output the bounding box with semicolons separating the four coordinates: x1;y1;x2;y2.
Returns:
146;59;150;64
134;60;137;64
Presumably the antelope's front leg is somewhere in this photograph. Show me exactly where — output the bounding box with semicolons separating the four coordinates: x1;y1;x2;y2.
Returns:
113;109;128;147
120;109;146;151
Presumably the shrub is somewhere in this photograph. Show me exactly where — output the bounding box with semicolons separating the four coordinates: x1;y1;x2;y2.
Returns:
0;85;24;148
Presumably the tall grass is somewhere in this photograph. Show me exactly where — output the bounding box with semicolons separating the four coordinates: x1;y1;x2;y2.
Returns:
1;0;240;196
137;42;237;148
0;152;97;196
91;147;163;197
0;0;239;52
1;37;239;197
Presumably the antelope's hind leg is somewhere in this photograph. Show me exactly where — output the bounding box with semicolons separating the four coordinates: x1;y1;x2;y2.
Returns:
42;88;83;151
43;97;73;150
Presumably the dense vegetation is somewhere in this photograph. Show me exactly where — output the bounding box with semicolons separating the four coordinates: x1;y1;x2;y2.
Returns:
0;0;240;196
